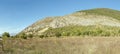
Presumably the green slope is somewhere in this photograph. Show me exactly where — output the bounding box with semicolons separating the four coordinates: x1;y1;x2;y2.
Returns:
42;25;120;37
78;8;120;21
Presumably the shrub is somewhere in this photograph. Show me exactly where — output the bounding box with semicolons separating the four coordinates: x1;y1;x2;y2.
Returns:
39;35;44;38
21;35;27;39
55;32;61;38
27;34;33;38
2;32;10;38
101;32;110;37
19;33;27;39
82;31;90;36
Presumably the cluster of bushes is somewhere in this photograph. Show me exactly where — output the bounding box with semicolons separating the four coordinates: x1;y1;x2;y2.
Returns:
0;32;44;39
43;25;120;37
0;32;33;39
15;33;33;39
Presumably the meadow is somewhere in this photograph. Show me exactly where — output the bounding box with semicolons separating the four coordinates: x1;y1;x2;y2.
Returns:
1;37;120;54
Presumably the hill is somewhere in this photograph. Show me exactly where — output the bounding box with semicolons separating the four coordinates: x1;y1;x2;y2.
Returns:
19;8;120;37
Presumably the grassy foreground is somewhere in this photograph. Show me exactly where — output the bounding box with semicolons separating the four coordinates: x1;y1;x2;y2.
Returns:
1;37;120;54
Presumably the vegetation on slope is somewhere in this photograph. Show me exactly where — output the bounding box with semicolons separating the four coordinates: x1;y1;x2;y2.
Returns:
42;25;120;37
20;8;120;37
78;8;120;21
15;25;120;38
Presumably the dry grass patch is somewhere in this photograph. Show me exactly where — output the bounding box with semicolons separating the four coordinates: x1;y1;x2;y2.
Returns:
1;37;120;54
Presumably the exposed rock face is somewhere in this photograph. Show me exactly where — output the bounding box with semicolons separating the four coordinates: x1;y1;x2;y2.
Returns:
21;8;120;35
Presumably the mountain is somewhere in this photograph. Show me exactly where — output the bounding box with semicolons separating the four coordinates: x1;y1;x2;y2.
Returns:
19;8;120;37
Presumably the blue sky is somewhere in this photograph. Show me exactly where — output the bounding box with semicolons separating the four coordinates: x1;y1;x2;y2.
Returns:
0;0;120;34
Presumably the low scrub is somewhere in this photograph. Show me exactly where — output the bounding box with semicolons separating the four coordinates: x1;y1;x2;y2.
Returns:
43;25;120;37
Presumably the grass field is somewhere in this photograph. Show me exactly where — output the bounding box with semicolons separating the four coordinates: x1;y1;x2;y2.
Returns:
0;37;120;54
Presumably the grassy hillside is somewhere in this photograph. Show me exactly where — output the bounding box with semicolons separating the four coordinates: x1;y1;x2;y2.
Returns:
78;8;120;21
42;25;120;37
40;8;120;38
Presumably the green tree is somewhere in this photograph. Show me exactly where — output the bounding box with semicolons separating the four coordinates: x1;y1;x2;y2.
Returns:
2;32;10;38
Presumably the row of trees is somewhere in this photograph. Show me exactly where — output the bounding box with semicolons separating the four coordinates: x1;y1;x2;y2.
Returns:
0;32;47;39
0;32;34;39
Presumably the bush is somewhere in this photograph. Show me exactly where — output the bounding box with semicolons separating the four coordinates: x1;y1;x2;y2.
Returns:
27;34;33;38
82;31;90;35
19;33;27;39
21;35;27;39
101;32;110;37
55;32;61;37
39;35;44;38
2;32;10;38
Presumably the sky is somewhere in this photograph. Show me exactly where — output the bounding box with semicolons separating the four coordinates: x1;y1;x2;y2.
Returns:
0;0;120;34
